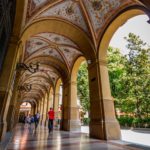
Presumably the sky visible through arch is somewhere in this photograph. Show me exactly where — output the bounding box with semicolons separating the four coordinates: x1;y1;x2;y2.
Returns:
109;15;150;55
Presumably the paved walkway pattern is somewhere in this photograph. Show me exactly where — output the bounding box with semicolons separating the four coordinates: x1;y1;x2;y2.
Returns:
6;125;150;150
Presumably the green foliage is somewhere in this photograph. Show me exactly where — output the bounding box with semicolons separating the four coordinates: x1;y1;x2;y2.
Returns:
117;116;134;127
83;118;90;125
77;62;90;112
77;33;150;126
123;33;150;118
108;33;150;119
117;116;150;128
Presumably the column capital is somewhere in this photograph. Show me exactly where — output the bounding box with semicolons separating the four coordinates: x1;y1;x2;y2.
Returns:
88;59;107;70
97;59;107;66
55;93;61;96
70;81;77;85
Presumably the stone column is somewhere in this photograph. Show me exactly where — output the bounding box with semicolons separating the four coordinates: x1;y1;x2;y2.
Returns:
39;100;43;124
42;94;48;126
54;92;59;127
47;93;50;113
35;103;38;114
0;35;19;141
50;91;54;108
61;81;81;131
7;71;21;132
13;101;21;127
37;101;41;113
88;59;121;140
45;93;50;126
30;105;35;115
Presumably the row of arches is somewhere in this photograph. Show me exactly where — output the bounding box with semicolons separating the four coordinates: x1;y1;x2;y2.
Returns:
0;0;149;143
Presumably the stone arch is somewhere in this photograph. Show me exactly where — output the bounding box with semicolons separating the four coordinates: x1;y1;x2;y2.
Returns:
70;56;86;111
98;8;146;60
93;8;147;140
20;100;37;115
53;78;62;128
20;19;96;61
61;56;86;131
54;79;62;116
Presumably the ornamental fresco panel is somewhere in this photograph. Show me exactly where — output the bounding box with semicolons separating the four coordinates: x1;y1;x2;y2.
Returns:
28;47;65;63
36;32;78;48
27;0;51;20
25;38;49;59
82;0;137;37
58;46;81;67
37;0;89;33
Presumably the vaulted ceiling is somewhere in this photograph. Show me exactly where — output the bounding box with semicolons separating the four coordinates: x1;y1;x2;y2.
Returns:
19;0;143;104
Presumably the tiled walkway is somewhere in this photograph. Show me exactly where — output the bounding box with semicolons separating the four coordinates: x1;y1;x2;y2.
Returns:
7;125;145;150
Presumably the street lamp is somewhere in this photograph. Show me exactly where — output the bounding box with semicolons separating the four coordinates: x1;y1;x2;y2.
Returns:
16;62;39;73
18;84;32;92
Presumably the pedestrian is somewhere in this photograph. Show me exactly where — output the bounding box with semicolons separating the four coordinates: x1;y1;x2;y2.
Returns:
31;115;34;124
25;114;31;127
48;108;54;133
34;112;40;129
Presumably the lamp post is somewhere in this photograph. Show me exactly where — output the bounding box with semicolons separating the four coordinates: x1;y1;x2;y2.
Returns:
18;84;32;92
16;62;39;73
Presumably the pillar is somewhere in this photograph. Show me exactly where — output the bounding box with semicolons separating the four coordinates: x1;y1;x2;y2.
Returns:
42;94;48;126
7;71;21;132
88;59;121;140
13;101;21;127
61;81;81;132
54;92;60;127
39;100;43;124
0;35;19;141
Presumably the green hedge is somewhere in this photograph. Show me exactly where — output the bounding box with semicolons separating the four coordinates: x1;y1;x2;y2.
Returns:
117;116;150;128
117;116;133;127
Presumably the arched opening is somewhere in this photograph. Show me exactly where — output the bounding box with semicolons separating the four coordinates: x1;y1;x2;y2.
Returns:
19;102;32;123
99;8;150;145
76;59;90;134
69;56;90;132
54;78;63;130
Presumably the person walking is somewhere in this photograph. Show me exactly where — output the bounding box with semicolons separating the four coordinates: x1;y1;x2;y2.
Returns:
48;108;54;133
34;112;40;129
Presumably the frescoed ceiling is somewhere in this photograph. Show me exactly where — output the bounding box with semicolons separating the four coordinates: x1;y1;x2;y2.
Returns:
19;32;82;102
26;0;138;41
20;0;141;103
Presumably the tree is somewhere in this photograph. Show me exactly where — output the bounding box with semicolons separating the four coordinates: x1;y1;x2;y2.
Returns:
107;47;135;114
77;62;90;112
123;33;150;118
108;33;150;118
77;33;150;119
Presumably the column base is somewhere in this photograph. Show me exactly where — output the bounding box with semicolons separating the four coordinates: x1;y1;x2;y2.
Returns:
62;119;81;132
0;121;7;141
105;119;121;140
90;119;121;140
42;120;47;126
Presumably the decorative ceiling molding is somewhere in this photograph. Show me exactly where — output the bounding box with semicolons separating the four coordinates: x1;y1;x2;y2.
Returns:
21;0;142;102
25;0;139;46
82;0;138;39
32;0;89;34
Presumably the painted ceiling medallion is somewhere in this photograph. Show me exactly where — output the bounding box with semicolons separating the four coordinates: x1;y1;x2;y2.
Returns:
65;3;75;15
92;0;102;11
54;37;60;42
36;33;78;48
